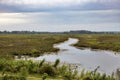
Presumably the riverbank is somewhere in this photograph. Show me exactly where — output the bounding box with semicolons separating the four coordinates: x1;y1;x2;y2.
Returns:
0;34;69;59
32;38;120;76
0;34;120;59
72;34;120;53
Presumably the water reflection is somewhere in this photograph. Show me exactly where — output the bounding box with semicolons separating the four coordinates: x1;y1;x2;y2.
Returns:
16;38;120;76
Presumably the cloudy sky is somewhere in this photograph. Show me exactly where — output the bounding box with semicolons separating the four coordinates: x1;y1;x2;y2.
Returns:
0;0;120;31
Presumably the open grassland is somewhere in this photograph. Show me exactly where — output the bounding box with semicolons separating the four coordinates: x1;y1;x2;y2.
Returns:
0;59;117;80
72;34;120;52
0;34;120;59
0;34;69;58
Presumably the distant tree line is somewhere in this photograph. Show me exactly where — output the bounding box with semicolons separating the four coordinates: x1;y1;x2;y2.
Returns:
67;30;120;34
0;30;120;34
0;31;51;34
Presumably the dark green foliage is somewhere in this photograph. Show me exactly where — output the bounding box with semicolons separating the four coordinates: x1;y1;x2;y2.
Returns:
39;59;45;67
0;59;117;80
58;65;68;76
42;73;48;80
19;67;28;79
78;69;116;80
53;59;60;68
63;70;78;80
39;64;57;76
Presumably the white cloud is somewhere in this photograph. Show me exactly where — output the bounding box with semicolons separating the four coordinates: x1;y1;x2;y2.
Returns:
0;9;120;31
0;23;119;32
59;10;120;15
0;13;28;24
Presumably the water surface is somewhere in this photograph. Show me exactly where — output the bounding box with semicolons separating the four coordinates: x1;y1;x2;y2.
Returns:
24;38;120;75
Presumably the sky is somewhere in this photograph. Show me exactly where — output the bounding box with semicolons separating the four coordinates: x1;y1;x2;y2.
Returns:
0;0;120;32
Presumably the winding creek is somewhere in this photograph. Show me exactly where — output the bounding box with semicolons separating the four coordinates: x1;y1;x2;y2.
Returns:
16;38;120;75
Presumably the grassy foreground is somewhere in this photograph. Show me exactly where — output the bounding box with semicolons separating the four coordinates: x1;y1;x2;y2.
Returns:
0;59;117;80
72;34;120;52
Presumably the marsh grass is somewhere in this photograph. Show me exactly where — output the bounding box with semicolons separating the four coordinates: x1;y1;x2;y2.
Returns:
0;34;120;59
0;34;69;58
0;34;120;79
72;34;120;52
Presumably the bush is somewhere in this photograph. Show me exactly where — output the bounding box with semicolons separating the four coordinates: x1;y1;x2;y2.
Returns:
19;67;28;80
39;64;57;76
53;59;60;68
42;73;48;80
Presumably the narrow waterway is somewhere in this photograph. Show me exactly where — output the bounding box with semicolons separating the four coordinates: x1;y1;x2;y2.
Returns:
18;38;120;75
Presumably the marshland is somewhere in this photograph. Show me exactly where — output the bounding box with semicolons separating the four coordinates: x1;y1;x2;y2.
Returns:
0;0;120;79
0;34;120;80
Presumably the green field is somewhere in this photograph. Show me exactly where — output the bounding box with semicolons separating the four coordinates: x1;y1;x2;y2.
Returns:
0;34;120;59
72;34;120;52
0;34;120;57
0;34;69;59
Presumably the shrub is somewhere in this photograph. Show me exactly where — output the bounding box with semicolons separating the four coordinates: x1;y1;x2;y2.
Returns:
42;73;48;80
53;59;60;68
39;64;57;76
19;67;28;80
39;59;45;67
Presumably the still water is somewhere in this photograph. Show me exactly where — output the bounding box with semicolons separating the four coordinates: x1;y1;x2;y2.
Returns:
17;38;120;75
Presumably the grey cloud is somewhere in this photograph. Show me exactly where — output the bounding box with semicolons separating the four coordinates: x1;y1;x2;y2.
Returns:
0;0;120;12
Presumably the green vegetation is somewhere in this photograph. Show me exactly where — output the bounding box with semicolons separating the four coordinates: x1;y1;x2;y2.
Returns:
0;34;120;79
73;34;120;52
0;34;120;59
0;59;117;80
0;34;69;59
